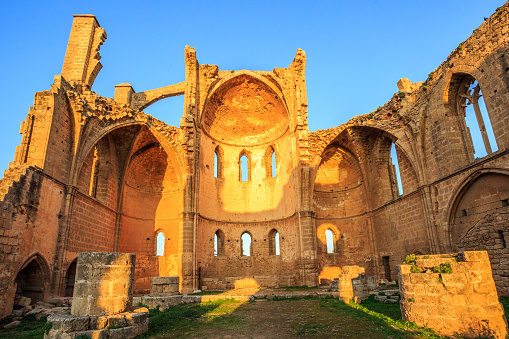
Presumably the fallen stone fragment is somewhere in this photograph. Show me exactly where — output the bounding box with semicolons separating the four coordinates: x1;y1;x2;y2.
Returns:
4;320;21;329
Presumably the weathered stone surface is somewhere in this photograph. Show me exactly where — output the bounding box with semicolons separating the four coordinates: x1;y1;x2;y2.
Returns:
44;310;149;339
71;252;135;317
150;276;179;296
398;251;508;339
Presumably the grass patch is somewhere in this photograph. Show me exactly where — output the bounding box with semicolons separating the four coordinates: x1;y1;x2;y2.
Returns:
345;300;445;338
0;314;49;339
361;294;403;320
142;299;245;338
190;290;225;295
296;322;328;334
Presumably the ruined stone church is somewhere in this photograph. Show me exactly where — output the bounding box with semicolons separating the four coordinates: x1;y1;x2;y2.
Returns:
1;4;509;319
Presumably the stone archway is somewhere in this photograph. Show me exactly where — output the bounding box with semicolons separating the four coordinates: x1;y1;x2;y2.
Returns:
449;171;509;249
14;255;50;306
64;260;77;297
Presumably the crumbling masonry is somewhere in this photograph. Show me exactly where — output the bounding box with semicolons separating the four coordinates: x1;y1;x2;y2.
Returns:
1;5;509;319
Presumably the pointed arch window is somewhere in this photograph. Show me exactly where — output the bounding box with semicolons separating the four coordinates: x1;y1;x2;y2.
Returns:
325;228;335;254
459;79;498;158
214;146;222;178
272;151;276;178
265;146;277;178
269;229;280;255
214;230;224;257
239;151;251;181
241;232;252;256
89;146;99;198
156;231;165;256
390;143;403;196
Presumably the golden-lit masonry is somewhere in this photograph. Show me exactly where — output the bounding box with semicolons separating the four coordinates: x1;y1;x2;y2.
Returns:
1;4;509;332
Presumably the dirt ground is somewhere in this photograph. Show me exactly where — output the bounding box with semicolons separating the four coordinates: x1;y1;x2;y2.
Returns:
151;298;421;339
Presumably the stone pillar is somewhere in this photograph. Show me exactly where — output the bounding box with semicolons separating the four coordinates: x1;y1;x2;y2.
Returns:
298;166;318;286
61;15;106;90
71;252;135;316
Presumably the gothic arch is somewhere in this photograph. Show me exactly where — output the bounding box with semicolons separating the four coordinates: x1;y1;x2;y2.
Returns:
445;168;509;251
71;120;184;188
14;253;51;304
200;73;291;147
202;71;288;118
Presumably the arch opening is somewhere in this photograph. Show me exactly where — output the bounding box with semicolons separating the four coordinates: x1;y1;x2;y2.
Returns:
269;229;280;255
390;143;403;195
462;80;498;158
449;172;509;249
239;153;250;182
325;229;335;254
241;232;252;257
65;260;77;297
14;257;48;306
214;230;225;257
156;231;165;256
272;151;276;178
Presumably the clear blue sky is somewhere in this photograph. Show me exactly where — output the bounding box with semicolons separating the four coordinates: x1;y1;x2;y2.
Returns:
0;0;505;175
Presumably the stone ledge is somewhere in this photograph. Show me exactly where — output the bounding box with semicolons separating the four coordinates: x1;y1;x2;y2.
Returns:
44;309;148;339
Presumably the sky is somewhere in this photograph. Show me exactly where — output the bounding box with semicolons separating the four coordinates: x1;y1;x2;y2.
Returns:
0;0;505;175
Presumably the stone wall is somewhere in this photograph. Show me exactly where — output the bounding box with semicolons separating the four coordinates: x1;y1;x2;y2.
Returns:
2;2;509;318
458;213;509;296
398;251;508;338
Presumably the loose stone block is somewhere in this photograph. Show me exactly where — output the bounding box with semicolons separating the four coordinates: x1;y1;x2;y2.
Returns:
150;276;179;296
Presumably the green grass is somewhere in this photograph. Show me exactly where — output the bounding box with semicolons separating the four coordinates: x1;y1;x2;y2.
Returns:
3;295;508;338
361;294;403;320
0;314;49;339
343;300;445;339
139;299;245;338
190;290;225;295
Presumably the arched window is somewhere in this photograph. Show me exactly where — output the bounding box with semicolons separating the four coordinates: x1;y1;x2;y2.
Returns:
214;230;224;257
265;146;277;178
89;146;99;198
214;146;222;178
241;232;252;256
156;231;165;256
390;143;403;196
272;151;276;178
239;151;250;181
325;229;335;254
460;79;498;158
87;138;110;202
269;229;280;255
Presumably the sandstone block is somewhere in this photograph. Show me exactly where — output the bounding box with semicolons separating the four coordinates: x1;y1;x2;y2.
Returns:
71;252;135;317
47;314;90;332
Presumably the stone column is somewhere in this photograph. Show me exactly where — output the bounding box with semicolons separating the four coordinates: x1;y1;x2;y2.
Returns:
71;252;135;316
